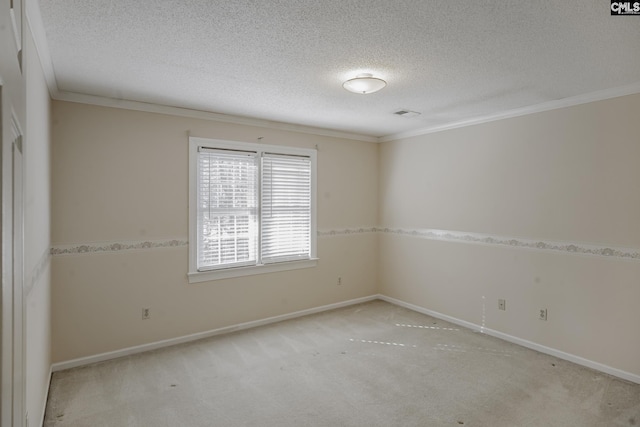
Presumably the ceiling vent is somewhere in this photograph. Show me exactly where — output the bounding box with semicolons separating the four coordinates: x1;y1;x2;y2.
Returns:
394;109;421;118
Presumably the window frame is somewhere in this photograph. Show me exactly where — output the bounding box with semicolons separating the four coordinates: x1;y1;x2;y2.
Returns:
188;137;317;283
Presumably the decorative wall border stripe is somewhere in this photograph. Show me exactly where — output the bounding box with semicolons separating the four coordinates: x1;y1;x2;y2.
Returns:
317;227;378;237
49;227;639;261
380;227;640;261
51;239;189;256
26;247;51;296
51;228;378;255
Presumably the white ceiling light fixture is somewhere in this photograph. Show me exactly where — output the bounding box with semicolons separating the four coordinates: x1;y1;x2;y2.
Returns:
343;73;387;94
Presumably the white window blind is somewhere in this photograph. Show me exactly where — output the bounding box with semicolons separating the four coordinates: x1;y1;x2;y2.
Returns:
261;153;312;263
197;148;258;270
189;137;316;282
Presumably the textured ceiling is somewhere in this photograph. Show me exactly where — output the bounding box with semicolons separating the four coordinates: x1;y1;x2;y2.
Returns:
38;0;640;139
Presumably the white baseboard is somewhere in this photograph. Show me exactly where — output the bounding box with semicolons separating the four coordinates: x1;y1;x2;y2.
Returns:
51;295;379;372
378;294;640;385
36;365;53;427
50;293;640;385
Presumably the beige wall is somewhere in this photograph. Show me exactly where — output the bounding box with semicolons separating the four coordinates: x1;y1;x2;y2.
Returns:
50;88;640;381
379;94;640;377
24;21;52;426
51;101;379;362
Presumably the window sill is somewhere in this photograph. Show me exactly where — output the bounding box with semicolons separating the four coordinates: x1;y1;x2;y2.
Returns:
188;258;318;283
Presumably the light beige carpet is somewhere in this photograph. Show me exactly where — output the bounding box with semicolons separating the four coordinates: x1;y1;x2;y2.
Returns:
44;300;640;426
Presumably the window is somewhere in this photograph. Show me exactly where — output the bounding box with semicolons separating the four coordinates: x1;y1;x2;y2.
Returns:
189;137;317;282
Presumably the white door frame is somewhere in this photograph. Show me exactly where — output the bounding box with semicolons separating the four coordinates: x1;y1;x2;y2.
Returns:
11;123;25;427
1;0;27;424
0;94;26;427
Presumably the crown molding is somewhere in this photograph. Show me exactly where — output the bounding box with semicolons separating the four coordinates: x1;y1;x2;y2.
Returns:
53;91;380;143
25;1;377;143
24;0;60;96
379;82;640;142
26;1;640;145
53;82;640;145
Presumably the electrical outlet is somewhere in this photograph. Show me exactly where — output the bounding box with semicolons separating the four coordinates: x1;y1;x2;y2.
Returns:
142;308;151;320
498;299;506;311
337;277;342;286
539;308;547;321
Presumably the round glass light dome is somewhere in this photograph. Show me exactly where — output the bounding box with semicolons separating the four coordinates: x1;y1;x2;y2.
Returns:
343;73;387;94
